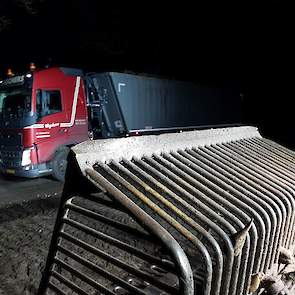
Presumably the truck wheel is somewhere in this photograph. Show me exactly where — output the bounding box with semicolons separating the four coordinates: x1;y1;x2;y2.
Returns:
52;147;70;182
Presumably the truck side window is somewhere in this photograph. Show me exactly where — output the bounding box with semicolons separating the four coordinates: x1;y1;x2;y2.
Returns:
36;90;62;119
44;90;62;115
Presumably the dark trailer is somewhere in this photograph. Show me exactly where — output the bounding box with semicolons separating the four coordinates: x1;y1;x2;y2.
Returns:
87;72;242;138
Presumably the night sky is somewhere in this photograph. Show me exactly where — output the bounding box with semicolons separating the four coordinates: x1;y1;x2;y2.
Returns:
0;1;293;147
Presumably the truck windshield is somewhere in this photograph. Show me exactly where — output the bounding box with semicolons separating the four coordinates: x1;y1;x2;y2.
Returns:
0;88;32;118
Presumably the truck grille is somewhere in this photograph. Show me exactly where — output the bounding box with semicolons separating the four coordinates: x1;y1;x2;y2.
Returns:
0;150;22;167
39;126;295;295
0;132;22;147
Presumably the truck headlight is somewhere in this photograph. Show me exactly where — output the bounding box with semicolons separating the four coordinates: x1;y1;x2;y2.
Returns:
21;149;32;166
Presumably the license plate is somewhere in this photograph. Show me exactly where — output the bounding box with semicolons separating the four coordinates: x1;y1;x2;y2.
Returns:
6;169;15;174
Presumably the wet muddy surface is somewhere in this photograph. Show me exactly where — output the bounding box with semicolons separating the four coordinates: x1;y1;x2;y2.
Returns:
0;196;60;295
0;174;62;206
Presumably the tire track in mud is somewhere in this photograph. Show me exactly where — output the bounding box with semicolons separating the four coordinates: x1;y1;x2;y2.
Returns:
0;196;60;295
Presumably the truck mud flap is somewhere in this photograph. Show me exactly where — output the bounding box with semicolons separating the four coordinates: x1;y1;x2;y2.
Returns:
38;126;295;295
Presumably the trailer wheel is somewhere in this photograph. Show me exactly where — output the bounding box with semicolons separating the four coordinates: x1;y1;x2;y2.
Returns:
52;147;70;182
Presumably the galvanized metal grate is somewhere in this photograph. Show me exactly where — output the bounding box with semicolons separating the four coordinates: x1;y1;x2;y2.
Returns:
39;127;295;295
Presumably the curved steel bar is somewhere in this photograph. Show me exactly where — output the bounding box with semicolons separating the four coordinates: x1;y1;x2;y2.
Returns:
149;154;255;295
227;140;295;246
85;167;195;295
140;156;247;295
214;142;294;249
132;156;236;295
234;140;295;181
102;162;213;294
248;138;295;168
123;157;235;295
163;152;264;294
262;138;295;159
210;143;294;249
187;148;285;266
113;160;223;294
176;150;278;269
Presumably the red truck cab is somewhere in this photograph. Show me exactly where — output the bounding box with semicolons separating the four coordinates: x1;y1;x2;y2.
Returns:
0;67;88;180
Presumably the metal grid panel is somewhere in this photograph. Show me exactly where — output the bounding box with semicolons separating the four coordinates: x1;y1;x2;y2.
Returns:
43;193;182;295
39;127;295;295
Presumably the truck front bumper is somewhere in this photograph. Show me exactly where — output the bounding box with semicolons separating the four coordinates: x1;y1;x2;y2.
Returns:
0;164;51;178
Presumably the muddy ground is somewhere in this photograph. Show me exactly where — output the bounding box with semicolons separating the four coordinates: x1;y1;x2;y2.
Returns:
0;174;62;206
0;196;60;295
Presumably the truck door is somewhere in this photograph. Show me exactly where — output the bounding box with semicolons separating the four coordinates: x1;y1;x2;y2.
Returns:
35;88;68;163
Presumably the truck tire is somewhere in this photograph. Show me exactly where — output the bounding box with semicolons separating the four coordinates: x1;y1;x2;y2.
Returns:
52;147;70;182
